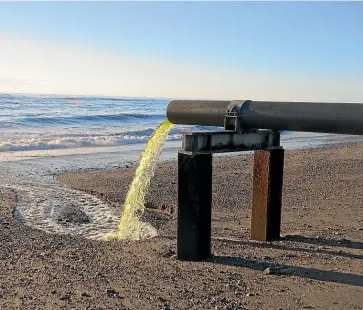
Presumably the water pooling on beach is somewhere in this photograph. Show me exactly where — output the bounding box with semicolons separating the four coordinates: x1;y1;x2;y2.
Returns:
4;165;121;240
2;140;176;240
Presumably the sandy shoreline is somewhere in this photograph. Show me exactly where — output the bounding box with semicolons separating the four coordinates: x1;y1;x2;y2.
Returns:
1;141;363;309
3;133;362;242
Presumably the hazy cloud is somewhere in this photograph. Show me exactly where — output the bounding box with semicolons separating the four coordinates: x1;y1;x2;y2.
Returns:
1;35;362;102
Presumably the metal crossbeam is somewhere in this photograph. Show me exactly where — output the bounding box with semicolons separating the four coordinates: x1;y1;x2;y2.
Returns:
181;130;280;154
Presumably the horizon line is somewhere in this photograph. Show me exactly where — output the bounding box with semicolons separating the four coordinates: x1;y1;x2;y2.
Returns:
1;91;362;104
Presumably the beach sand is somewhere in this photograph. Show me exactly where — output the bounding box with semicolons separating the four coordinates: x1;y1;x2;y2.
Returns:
0;142;362;310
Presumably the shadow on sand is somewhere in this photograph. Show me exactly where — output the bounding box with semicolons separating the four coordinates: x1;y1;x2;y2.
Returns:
210;255;363;287
213;235;363;260
282;234;363;250
210;235;363;287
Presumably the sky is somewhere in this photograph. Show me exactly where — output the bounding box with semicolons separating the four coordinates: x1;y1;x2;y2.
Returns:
0;2;362;101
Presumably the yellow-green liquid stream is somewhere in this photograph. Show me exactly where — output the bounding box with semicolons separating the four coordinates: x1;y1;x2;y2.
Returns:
101;119;173;241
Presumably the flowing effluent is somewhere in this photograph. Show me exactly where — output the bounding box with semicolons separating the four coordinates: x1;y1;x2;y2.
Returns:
101;119;174;241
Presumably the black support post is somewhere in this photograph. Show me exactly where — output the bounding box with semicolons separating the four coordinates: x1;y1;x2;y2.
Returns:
251;147;284;241
177;151;212;261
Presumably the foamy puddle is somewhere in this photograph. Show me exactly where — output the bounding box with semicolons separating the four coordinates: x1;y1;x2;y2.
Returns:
1;155;158;240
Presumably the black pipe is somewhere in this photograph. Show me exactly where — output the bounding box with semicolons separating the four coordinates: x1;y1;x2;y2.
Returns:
166;100;363;135
166;100;231;127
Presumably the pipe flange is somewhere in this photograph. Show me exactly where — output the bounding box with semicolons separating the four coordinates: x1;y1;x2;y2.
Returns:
224;100;252;132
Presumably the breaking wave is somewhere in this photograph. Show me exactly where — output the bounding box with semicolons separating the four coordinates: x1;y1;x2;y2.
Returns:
15;113;166;126
0;131;183;152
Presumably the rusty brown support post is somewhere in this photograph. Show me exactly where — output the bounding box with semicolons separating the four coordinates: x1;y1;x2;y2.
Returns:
251;147;284;241
177;151;212;261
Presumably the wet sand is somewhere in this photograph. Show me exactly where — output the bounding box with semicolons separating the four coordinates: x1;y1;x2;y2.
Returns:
1;142;363;310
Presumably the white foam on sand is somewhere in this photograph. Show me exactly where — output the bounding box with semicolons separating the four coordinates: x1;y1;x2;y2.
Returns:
1;144;168;240
1;132;362;240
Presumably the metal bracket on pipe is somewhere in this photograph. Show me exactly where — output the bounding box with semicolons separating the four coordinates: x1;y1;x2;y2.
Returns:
181;129;281;154
223;100;251;132
224;111;242;132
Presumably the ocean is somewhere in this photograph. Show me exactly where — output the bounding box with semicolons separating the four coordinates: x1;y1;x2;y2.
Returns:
0;93;354;163
0;94;182;151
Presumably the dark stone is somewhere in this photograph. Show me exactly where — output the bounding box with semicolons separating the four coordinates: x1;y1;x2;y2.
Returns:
106;288;118;298
54;204;90;225
59;294;69;301
163;303;171;310
263;266;282;275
